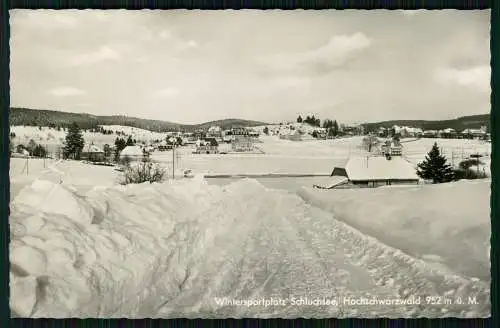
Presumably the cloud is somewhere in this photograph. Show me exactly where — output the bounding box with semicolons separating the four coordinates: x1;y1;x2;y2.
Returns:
260;32;372;75
178;40;198;51
154;87;179;98
267;77;311;89
68;46;121;66
49;87;85;96
158;30;172;39
434;65;490;91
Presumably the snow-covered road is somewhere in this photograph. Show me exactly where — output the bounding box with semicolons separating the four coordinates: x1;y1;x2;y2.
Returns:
155;180;489;318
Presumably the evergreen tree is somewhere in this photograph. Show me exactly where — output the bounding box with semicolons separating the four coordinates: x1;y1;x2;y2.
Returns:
327;127;335;137
27;139;37;155
32;144;47;158
263;126;269;135
8;136;13;156
114;137;127;161
417;142;455;183
332;120;339;136
63;122;85;159
126;136;134;146
297;115;303;123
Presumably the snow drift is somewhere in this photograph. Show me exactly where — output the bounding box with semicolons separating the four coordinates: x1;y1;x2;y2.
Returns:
10;177;490;318
298;179;491;281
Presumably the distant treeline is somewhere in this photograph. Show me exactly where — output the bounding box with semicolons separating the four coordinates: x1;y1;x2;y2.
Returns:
9;107;268;132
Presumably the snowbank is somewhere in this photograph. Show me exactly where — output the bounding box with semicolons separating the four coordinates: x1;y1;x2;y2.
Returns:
10;177;220;317
297;179;491;281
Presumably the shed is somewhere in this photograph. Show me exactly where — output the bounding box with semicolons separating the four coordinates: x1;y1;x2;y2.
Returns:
81;144;105;162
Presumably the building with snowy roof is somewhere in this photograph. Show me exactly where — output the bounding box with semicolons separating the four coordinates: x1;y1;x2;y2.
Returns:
81;144;105;162
331;156;420;188
438;128;457;139
279;129;302;141
194;138;219;154
207;126;222;139
461;128;487;139
119;145;145;161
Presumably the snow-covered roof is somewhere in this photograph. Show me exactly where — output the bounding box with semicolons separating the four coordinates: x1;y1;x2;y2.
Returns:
345;156;419;181
403;127;423;133
462;129;486;135
120;146;143;156
84;144;103;153
208;126;221;133
441;128;456;133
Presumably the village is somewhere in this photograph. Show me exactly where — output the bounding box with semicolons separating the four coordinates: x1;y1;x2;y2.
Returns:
9;117;491;189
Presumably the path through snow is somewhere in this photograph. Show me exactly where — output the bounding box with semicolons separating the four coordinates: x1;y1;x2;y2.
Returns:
9;177;489;318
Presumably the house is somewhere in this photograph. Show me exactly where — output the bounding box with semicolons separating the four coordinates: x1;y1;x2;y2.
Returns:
402;127;423;138
120;145;146;161
157;140;173;151
194;138;219;154
207;126;222;139
422;130;438;138
312;128;327;139
331;156;420;188
232;127;250;137
279;129;302;141
380;139;403;156
378;127;388;137
193;129;206;140
81;144;105;162
461;128;487;139
232;135;254;152
183;133;197;144
438;128;457;139
248;129;260;138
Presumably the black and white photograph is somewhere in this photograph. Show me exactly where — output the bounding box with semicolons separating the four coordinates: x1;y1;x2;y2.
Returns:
8;9;491;318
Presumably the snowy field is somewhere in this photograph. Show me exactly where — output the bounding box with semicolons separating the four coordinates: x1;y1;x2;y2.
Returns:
9;131;491;318
152;135;491;177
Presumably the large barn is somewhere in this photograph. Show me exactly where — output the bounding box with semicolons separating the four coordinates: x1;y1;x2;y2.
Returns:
331;156;420;188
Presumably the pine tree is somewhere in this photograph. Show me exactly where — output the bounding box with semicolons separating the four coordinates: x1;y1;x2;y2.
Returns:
417;142;455;183
63;122;85;159
8;137;13;156
114;137;127;161
297;115;303;123
126;136;134;146
332;120;339;136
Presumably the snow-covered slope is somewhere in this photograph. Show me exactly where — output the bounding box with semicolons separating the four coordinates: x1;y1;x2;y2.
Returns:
10;177;490;318
298;179;491;281
10;125;168;152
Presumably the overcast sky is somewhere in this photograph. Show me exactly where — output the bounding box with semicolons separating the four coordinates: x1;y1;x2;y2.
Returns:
10;9;490;124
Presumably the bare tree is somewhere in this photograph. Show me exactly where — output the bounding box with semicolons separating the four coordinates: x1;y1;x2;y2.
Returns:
362;135;380;152
120;159;166;185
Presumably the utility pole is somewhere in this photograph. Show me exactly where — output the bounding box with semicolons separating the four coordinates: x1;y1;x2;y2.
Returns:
172;142;175;180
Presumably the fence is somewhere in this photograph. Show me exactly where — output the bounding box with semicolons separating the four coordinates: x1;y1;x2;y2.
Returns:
402;146;491;167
